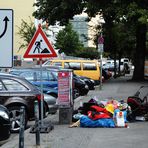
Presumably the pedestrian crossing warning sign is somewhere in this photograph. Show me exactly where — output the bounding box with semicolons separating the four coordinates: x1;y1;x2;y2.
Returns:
24;24;57;58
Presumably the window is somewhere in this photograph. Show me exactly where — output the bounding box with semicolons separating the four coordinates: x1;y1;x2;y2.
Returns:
44;60;52;66
0;81;5;91
48;72;55;81
36;71;49;81
64;62;70;69
21;71;34;81
64;62;81;70
2;79;28;91
52;62;62;66
83;63;97;70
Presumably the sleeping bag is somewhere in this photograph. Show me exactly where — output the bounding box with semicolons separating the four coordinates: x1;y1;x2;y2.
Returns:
80;115;115;128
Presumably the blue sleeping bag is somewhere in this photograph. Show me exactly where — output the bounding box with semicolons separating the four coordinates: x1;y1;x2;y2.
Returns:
80;115;115;128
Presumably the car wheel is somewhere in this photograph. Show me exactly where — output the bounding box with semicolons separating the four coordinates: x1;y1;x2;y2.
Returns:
8;106;27;132
74;88;80;99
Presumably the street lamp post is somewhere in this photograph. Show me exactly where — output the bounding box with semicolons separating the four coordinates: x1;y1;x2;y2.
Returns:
98;33;104;90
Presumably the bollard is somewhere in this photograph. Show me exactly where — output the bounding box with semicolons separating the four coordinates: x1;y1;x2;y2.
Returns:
34;100;40;146
19;106;25;148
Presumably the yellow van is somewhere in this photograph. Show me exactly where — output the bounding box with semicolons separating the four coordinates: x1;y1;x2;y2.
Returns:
43;59;100;84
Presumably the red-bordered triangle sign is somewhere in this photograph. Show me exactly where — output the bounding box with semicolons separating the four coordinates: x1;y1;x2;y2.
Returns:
24;24;57;58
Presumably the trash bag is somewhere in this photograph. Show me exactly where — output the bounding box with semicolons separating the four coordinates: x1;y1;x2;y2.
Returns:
80;115;115;128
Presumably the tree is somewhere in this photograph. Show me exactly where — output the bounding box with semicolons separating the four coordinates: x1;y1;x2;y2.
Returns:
55;23;83;56
17;17;51;53
33;0;84;25
114;1;148;81
84;0;148;80
76;47;100;59
17;17;36;52
33;0;148;80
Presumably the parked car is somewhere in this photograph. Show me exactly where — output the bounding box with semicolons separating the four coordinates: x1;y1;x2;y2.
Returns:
9;68;59;114
73;74;95;90
37;86;58;98
43;59;100;85
102;69;112;80
9;68;57;89
47;67;89;97
0;73;47;132
44;94;58;114
10;67;89;98
73;75;89;97
0;105;11;142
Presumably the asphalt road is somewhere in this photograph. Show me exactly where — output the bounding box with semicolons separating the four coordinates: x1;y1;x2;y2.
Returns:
1;74;148;148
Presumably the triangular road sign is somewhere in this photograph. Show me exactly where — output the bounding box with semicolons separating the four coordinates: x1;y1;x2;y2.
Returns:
24;24;57;58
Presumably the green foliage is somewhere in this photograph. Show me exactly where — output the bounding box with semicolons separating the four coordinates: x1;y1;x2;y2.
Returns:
32;0;148;79
17;18;50;52
33;0;84;25
75;47;99;59
55;23;83;56
17;17;36;52
126;2;148;24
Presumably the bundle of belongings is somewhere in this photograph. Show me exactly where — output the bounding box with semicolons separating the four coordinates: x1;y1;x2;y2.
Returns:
70;97;131;128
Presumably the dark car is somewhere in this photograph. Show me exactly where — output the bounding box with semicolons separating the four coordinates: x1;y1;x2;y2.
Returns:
0;105;11;142
46;67;89;97
73;75;89;97
73;74;95;90
10;68;59;110
0;73;47;132
102;69;112;80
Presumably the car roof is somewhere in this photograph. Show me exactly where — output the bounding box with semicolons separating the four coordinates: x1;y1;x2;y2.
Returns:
45;59;98;62
10;67;72;73
0;72;22;78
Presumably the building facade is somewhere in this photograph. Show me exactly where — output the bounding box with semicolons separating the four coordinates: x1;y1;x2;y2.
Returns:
0;1;104;59
0;0;35;59
71;13;104;48
70;14;88;47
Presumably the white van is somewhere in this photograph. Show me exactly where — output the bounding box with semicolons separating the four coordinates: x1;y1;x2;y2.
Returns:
121;58;130;64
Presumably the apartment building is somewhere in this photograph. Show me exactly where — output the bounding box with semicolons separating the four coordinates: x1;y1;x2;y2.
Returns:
71;13;104;48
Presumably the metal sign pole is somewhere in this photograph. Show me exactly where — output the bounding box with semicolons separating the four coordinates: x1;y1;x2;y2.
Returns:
19;106;25;148
40;58;43;126
100;53;103;90
29;59;54;134
98;33;104;90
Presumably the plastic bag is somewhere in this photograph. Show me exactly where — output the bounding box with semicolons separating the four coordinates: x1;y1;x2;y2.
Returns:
80;115;115;128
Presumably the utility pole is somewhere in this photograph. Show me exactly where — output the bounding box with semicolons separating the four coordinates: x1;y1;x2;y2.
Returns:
98;33;104;90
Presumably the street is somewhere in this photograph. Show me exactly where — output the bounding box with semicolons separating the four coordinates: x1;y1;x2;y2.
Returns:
1;74;148;148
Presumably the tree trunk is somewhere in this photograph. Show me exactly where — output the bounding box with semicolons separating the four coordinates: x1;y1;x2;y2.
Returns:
132;23;147;81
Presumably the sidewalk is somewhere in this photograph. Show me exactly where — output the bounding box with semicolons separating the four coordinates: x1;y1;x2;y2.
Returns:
1;75;148;148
